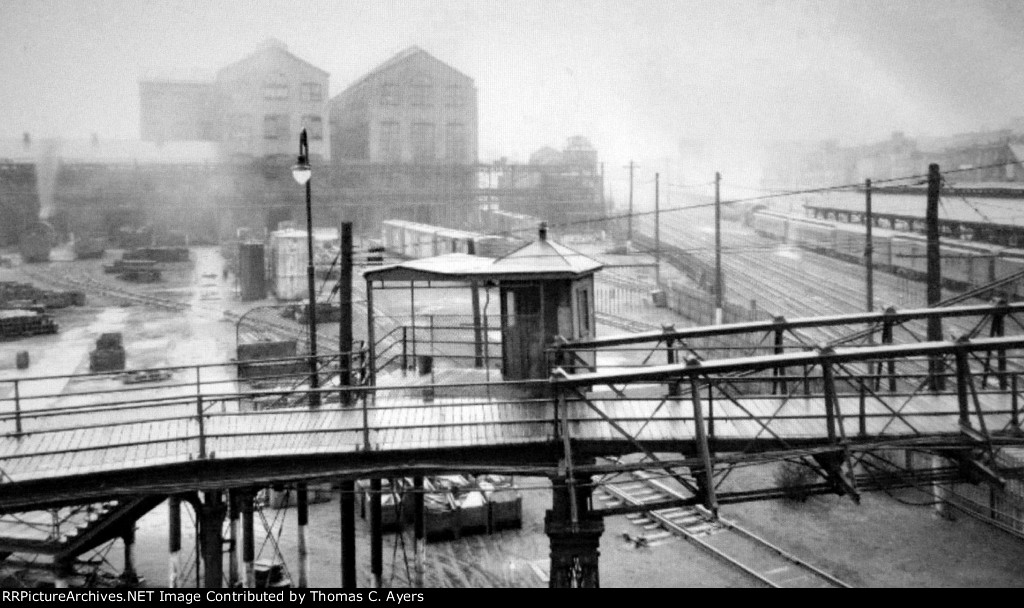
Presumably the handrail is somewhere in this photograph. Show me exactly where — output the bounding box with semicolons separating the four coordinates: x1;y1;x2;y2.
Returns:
560;301;1023;350
556;335;1024;387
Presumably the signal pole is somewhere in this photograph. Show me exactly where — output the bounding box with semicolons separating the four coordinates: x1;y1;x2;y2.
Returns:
625;161;635;243
865;178;874;313
655;172;660;285
714;172;723;325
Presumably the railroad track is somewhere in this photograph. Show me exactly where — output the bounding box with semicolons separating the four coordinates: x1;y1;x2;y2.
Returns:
596;468;851;588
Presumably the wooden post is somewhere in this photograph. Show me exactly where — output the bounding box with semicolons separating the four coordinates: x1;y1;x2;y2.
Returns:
413;475;426;587
370;478;383;588
297;483;309;587
122;524;137;584
228;490;240;588
469;239;484;368
242;491;255;588
168;496;181;588
200;490;225;588
339;222;353;404
865;178;875;313
340;480;357;588
926;164;944;391
654;173;661;285
714;171;723;325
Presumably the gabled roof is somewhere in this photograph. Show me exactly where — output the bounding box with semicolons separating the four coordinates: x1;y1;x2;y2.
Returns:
336;46;473;98
219;38;329;78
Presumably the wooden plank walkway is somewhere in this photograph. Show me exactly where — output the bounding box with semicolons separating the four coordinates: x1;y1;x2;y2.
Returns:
0;386;1018;485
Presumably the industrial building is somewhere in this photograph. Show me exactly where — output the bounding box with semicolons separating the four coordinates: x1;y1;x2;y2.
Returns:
326;46;478;229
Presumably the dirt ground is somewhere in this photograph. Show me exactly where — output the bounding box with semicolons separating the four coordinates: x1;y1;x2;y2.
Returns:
115;470;1024;588
3;247;1024;587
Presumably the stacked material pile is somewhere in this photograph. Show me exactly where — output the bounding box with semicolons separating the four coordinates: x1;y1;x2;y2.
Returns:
0;309;57;340
89;332;126;372
0;281;85;309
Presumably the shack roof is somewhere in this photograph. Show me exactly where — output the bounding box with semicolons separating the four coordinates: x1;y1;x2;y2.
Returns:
364;234;603;283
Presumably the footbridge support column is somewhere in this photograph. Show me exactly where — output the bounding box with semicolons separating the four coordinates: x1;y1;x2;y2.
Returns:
545;474;604;588
168;496;181;588
199;490;227;588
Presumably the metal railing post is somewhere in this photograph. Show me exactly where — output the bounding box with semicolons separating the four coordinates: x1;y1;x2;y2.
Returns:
13;380;22;435
881;307;896;393
1012;374;1020;431
954;340;971;428
772;317;787;395
992;298;1008;390
858;379;867;438
664;324;680;397
362;386;371;450
196;394;207;459
401;326;408;375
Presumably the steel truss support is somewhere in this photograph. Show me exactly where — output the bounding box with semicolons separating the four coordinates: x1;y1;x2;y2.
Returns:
553;369;701;497
685;357;719;516
817;348;860;502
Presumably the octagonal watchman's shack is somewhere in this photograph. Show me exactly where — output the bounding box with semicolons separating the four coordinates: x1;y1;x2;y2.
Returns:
363;224;603;389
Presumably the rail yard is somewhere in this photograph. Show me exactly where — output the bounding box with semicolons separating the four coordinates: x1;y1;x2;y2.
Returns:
3;2;1024;591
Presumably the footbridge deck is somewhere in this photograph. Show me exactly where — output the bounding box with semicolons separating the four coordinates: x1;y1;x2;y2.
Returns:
2;331;1023;511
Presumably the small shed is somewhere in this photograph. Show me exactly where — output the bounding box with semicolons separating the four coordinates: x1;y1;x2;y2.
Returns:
363;224;603;383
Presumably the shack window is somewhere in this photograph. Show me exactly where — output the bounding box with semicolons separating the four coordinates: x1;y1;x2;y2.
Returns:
577;288;590;333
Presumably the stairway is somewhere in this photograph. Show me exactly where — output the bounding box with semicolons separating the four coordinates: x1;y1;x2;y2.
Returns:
0;495;165;563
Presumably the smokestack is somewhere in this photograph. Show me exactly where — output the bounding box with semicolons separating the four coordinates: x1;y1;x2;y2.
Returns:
538;222;547;241
22;132;30;149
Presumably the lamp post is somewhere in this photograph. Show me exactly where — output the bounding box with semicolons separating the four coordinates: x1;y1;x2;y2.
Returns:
292;129;320;407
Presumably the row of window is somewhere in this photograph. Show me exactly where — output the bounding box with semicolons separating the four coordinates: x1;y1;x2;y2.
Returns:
228;114;323;140
263;82;323;102
379;122;467;161
380;81;466;108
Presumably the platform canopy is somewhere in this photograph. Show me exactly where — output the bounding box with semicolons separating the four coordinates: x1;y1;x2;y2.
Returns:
364;233;604;283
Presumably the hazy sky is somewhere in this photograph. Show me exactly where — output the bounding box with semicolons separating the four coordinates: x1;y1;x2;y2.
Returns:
2;0;1023;180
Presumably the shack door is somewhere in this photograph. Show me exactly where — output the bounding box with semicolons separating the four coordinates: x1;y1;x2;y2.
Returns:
500;285;545;380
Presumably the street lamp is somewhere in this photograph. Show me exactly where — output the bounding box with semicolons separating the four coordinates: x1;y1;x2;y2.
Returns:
292;128;320;407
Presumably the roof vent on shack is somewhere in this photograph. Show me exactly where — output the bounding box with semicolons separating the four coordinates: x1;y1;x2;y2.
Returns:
538;222;547;241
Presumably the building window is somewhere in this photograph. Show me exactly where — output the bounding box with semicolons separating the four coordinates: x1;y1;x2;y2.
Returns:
303;115;323;140
300;83;322;102
411;123;436;161
410;76;433;107
264;114;289;140
230;113;253;139
445;123;466;161
379;121;401;160
381;83;400;106
263;83;289;101
445;84;463;108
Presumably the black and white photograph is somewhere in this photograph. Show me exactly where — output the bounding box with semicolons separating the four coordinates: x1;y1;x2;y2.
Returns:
0;0;1023;590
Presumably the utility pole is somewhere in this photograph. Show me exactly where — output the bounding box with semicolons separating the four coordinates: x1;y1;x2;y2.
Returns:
714;172;723;325
926;164;944;391
865;178;874;313
625;161;635;243
655;172;660;285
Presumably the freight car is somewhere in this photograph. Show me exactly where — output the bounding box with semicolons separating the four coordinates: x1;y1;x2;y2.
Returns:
745;209;1024;296
480;208;542;237
381;220;521;260
73;235;107;260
